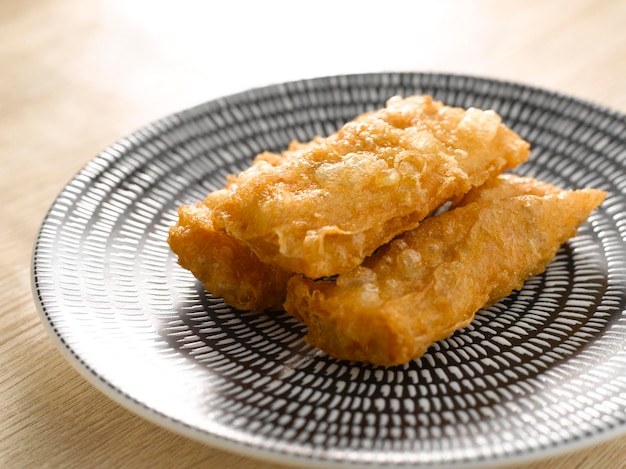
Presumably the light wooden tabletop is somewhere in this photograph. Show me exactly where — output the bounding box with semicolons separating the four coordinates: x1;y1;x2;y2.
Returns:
2;0;626;467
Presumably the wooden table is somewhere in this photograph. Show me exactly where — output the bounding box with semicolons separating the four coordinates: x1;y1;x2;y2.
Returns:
2;0;626;467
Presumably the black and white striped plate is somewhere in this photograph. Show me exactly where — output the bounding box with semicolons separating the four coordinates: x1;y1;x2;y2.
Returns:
32;73;626;468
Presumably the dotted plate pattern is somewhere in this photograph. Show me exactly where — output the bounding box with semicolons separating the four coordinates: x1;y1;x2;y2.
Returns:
32;73;626;468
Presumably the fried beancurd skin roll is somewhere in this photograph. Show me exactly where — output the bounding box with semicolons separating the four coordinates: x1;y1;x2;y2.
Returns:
167;140;318;310
284;176;606;366
212;95;531;279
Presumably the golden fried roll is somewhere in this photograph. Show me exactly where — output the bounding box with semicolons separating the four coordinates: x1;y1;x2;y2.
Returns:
167;140;318;310
212;95;531;279
284;177;606;366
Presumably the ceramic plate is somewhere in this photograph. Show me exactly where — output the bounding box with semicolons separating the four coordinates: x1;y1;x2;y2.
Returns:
32;73;626;468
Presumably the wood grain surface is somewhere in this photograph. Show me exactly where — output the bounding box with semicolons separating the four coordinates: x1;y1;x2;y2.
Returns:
2;0;626;467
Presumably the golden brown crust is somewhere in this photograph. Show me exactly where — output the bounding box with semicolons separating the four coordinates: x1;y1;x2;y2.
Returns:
212;95;531;278
167;140;315;310
453;173;563;207
168;204;291;310
284;176;606;366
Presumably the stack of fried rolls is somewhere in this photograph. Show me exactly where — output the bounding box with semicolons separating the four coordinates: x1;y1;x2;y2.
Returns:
168;95;606;366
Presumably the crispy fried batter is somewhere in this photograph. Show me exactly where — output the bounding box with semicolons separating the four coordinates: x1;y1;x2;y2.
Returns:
167;140;317;310
212;95;531;278
168;204;290;310
284;175;606;366
453;172;563;207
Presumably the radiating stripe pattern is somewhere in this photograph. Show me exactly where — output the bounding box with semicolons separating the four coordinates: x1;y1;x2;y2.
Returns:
33;73;626;467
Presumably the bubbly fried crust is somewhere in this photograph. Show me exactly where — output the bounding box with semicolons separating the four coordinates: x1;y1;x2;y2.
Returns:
167;140;317;310
212;95;531;279
453;172;563;207
284;176;606;366
168;204;291;310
